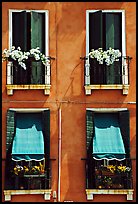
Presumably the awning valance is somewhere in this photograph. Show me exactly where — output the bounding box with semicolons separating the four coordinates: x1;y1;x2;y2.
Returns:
93;113;126;160
12;113;44;161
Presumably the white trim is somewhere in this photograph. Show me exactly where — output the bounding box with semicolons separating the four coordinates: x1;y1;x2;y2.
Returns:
93;157;126;161
12;158;45;162
86;108;127;112
9;108;49;113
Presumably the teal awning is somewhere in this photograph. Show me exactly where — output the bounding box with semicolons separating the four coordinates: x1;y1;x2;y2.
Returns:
93;113;126;160
12;113;44;161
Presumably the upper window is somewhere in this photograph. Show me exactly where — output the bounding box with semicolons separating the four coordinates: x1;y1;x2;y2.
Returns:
9;10;49;85
86;109;133;191
85;10;131;95
5;109;51;191
89;10;122;85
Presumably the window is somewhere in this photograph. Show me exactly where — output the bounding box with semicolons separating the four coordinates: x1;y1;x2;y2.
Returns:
85;10;131;95
10;10;48;85
6;10;51;95
85;108;133;200
5;109;51;191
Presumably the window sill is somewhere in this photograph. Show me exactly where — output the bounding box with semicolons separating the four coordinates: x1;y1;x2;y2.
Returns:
84;84;129;95
4;189;52;201
6;84;51;95
86;189;134;201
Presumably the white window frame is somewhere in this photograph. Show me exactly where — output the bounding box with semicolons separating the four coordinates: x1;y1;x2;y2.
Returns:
7;9;51;95
85;10;129;95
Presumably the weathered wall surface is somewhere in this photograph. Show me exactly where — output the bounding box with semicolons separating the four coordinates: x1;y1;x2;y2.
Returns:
2;2;136;202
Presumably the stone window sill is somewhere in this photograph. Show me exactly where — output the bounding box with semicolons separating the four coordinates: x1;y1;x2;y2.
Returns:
6;84;51;95
4;189;52;201
84;84;129;95
86;189;134;201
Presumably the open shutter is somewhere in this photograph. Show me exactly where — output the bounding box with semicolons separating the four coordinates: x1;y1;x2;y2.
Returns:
42;109;50;188
118;110;130;158
12;11;27;51
89;11;103;50
5;110;16;189
6;110;16;155
89;11;104;84
105;13;122;84
31;11;45;84
86;110;95;188
12;11;28;84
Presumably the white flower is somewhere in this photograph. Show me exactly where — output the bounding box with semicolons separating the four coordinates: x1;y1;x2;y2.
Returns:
2;46;50;69
88;47;121;66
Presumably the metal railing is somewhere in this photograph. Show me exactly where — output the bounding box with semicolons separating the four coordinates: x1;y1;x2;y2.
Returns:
85;158;133;189
80;56;132;86
7;56;55;85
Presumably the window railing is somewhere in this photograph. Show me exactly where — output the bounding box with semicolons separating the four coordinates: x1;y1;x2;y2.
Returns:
5;159;52;190
80;56;132;95
85;158;133;190
6;56;55;95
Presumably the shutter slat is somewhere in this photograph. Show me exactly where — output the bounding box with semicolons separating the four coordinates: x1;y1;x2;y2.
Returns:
105;13;122;84
6;110;16;154
89;11;104;84
31;11;45;84
42;109;50;188
86;110;94;188
12;11;28;84
118;110;130;158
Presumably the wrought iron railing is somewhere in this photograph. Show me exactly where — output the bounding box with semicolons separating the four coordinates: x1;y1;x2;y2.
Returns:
5;159;53;190
7;56;55;85
85;158;133;189
80;56;132;86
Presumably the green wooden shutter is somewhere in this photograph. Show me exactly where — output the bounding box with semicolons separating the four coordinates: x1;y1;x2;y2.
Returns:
12;11;28;84
31;11;45;84
42;109;50;188
12;11;27;51
6;110;16;154
5;110;16;189
86;110;94;154
118;110;130;158
86;110;95;188
89;11;104;84
105;13;122;84
89;11;103;50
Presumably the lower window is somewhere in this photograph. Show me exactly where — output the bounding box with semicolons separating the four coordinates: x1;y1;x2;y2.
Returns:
86;109;133;190
5;109;51;190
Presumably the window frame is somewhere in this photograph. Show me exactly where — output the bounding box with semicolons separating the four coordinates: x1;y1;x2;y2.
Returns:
6;9;51;95
85;10;129;95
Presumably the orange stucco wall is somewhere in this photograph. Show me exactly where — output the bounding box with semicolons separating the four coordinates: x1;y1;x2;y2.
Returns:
2;2;136;202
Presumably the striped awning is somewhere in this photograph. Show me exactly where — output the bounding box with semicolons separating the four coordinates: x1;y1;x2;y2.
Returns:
12;113;44;161
93;113;126;160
